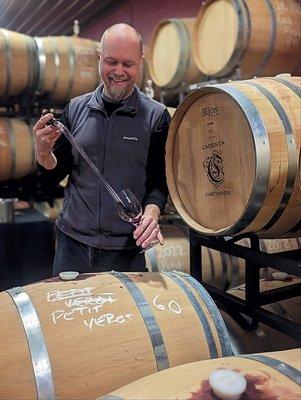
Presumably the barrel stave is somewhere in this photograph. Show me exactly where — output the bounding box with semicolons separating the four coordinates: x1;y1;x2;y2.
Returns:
255;76;301;237
230;81;290;234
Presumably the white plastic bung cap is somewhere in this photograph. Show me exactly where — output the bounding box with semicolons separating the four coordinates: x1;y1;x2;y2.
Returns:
275;73;291;78
209;369;247;400
272;272;288;281
59;271;79;280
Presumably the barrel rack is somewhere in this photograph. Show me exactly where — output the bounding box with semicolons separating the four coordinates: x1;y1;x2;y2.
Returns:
0;92;66;121
158;67;242;106
189;229;301;341
0;93;66;202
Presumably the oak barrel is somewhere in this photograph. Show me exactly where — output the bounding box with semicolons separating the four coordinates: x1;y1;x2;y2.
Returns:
193;0;301;79
0;117;36;181
148;18;204;88
34;36;99;101
0;29;38;96
0;271;232;399
100;349;301;399
166;76;301;238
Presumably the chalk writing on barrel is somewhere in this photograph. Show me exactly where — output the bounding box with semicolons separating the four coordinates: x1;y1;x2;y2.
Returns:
153;294;182;314
47;287;135;330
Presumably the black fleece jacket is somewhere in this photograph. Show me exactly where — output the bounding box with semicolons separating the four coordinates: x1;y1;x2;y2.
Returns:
39;85;170;249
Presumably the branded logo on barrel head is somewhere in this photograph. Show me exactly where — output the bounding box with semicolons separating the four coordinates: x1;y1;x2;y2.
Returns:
200;106;219;118
202;150;224;187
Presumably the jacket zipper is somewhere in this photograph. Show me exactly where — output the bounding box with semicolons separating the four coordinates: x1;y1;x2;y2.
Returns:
98;113;111;249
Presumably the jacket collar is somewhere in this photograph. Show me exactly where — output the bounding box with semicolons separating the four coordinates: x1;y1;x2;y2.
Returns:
87;83;140;114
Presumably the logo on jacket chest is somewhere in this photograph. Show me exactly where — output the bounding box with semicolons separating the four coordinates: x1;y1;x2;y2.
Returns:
123;136;138;141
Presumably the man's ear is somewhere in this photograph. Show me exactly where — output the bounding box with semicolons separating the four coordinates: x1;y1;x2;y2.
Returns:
140;54;145;70
96;48;101;62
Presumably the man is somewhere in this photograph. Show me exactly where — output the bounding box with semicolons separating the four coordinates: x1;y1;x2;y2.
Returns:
33;24;170;275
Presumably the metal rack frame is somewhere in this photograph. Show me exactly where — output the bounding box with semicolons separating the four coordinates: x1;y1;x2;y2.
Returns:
158;67;242;106
189;229;301;341
0;92;67;120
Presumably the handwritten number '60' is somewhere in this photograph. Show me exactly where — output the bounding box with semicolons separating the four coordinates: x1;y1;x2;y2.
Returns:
153;295;182;314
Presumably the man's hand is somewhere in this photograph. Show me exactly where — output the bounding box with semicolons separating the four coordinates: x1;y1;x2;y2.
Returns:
33;112;62;169
133;204;164;249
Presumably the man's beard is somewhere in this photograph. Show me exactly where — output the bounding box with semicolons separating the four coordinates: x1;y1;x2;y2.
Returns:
103;74;134;102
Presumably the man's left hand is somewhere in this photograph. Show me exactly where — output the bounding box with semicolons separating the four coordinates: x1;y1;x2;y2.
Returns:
133;205;163;249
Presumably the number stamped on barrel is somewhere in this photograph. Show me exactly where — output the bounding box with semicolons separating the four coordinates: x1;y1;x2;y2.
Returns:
158;245;186;270
47;287;134;330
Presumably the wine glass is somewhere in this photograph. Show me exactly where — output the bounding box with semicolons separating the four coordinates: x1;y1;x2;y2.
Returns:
115;188;159;253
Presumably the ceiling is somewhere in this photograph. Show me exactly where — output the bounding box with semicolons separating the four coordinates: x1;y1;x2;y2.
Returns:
0;0;125;37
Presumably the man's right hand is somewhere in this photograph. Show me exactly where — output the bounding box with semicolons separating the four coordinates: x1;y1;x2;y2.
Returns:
33;112;62;169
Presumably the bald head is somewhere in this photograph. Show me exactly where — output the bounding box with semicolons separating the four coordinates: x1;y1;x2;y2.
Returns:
97;23;144;102
99;23;143;56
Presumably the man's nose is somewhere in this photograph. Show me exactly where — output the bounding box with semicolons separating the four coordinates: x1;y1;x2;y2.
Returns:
114;63;124;75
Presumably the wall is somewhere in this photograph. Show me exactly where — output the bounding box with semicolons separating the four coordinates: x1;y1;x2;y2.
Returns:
80;0;204;44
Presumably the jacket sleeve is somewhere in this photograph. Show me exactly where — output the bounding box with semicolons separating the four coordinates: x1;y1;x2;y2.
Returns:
37;104;74;184
143;108;171;213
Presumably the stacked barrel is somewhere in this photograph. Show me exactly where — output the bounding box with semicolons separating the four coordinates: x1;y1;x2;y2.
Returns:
0;29;100;183
193;0;301;79
2;271;300;399
148;0;300;293
145;0;301;94
0;28;99;101
146;5;301;397
100;349;301;399
0;271;233;399
166;75;301;238
148;18;204;89
0;116;36;181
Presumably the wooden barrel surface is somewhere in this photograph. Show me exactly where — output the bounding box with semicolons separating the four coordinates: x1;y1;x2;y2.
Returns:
0;29;38;96
193;0;301;79
0;117;36;181
0;271;232;399
166;76;301;238
34;36;99;101
145;224;230;288
100;349;301;399
148;18;204;88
